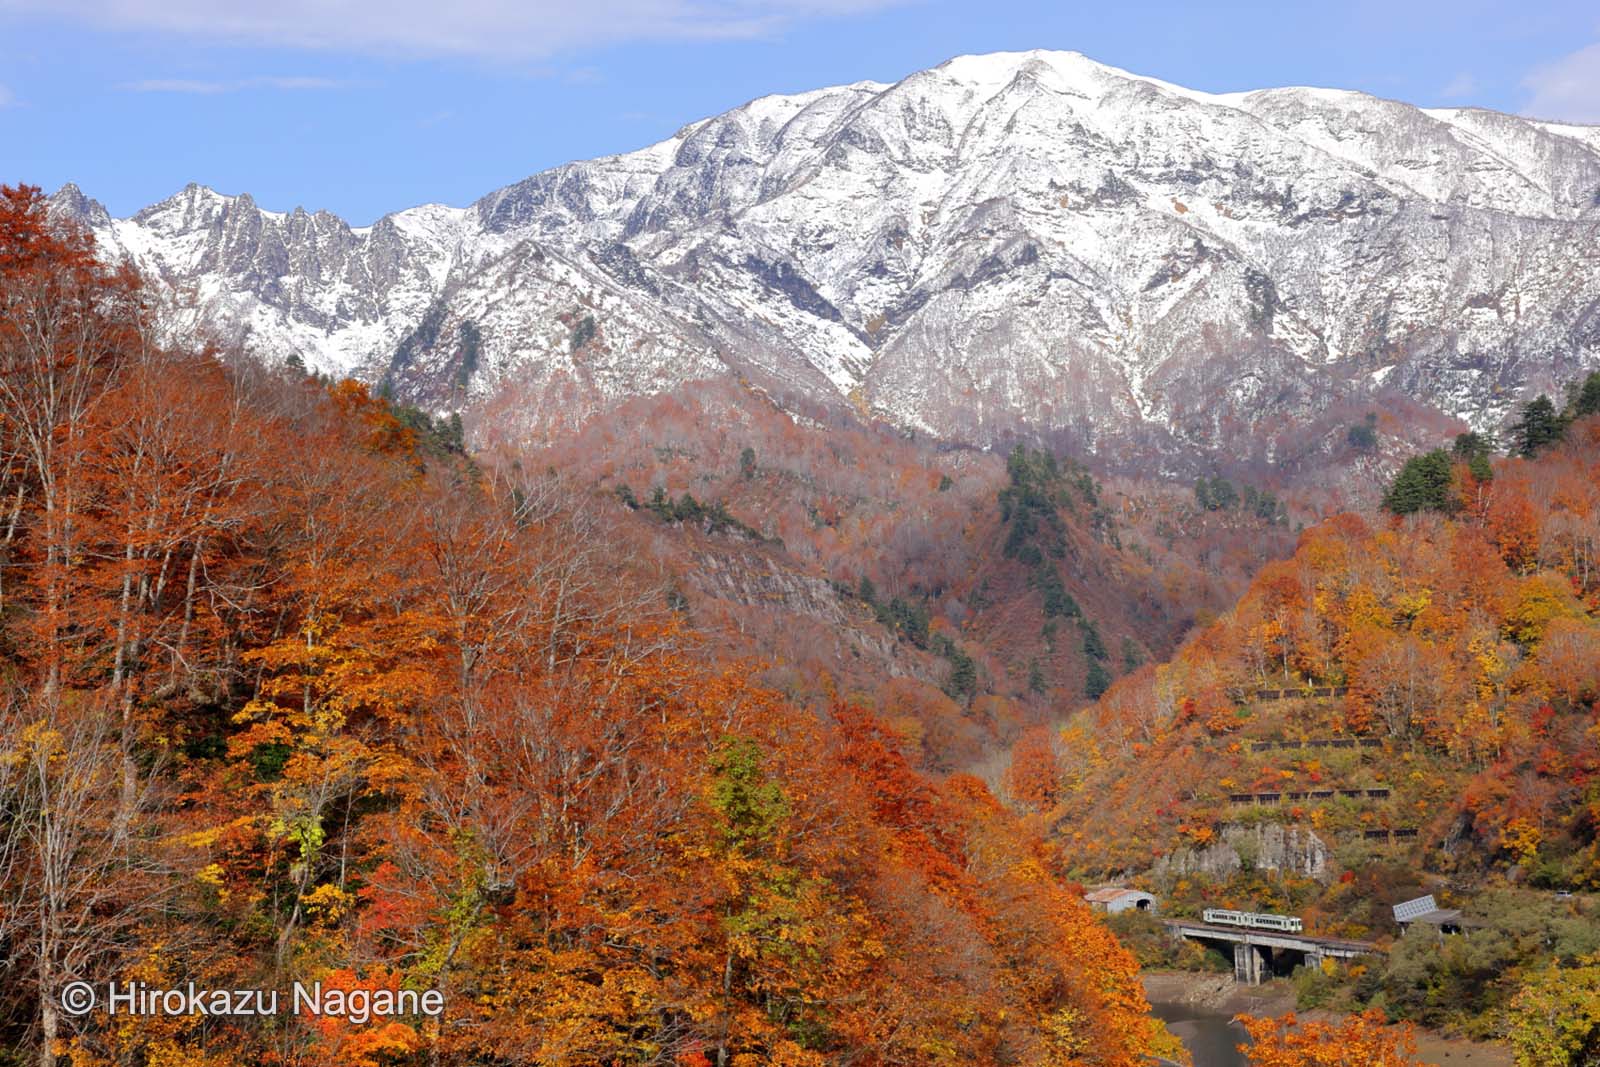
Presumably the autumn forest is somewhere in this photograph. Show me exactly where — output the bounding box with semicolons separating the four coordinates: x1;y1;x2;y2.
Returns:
3;169;1599;1067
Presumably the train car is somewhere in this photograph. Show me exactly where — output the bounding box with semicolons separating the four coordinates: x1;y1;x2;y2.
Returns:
1202;908;1304;933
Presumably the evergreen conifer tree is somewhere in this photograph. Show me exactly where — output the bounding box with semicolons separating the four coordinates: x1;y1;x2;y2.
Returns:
1383;450;1455;514
1511;395;1564;457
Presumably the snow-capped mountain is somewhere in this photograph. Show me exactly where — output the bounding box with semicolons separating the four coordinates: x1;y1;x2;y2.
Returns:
52;50;1600;470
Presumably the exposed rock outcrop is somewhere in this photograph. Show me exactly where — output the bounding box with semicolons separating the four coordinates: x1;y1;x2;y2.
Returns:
1155;822;1334;884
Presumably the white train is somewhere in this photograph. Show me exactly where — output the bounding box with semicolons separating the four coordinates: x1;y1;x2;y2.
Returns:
1202;908;1304;933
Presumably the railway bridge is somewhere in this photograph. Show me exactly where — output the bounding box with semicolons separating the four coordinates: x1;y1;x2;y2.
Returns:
1161;918;1378;985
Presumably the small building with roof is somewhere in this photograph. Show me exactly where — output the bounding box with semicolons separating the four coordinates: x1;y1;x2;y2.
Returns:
1084;887;1157;915
1393;894;1463;935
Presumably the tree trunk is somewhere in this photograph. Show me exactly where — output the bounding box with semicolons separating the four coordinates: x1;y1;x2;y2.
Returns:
39;996;58;1067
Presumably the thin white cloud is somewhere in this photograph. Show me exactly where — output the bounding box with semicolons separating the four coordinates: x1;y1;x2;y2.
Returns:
1522;41;1600;123
1438;72;1475;101
119;75;350;93
0;82;14;108
0;1;904;59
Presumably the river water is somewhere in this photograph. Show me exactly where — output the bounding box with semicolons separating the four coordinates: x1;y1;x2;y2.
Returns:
1149;999;1250;1067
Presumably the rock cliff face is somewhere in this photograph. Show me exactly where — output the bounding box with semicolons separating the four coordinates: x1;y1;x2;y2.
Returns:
53;50;1600;472
1156;823;1333;884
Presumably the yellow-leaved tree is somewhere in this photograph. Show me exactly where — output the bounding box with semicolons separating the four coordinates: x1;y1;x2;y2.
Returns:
1507;957;1600;1067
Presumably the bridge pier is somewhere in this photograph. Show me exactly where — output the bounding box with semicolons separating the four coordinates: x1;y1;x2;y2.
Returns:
1232;941;1267;985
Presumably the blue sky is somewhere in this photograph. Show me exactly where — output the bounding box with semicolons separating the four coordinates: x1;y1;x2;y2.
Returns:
2;0;1598;224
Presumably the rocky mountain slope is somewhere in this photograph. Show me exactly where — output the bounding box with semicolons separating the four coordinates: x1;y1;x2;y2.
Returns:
51;50;1600;473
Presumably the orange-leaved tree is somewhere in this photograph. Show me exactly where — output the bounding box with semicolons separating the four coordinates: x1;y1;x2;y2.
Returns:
1238;1010;1421;1067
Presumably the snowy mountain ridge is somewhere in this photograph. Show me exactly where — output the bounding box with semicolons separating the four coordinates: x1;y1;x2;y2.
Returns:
52;49;1600;471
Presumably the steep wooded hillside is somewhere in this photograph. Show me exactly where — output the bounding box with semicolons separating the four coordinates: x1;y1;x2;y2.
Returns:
1025;409;1600;1046
0;185;1181;1067
1049;414;1600;886
518;378;1296;773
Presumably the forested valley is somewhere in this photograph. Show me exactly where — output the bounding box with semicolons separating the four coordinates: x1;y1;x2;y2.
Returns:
0;184;1200;1066
5;171;1600;1067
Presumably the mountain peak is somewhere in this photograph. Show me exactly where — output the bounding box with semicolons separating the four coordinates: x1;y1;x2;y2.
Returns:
66;52;1600;471
47;181;112;228
929;49;1218;104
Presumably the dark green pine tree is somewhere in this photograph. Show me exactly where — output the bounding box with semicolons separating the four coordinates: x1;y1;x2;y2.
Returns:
1084;660;1112;700
1121;636;1142;674
442;411;465;454
1510;395;1564;458
1450;432;1494;483
1346;413;1379;452
1195;476;1238;512
1209;477;1239;511
1027;658;1047;696
1383;450;1456;515
1080;619;1108;661
943;646;978;702
1574;372;1600;420
1452;431;1492;459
